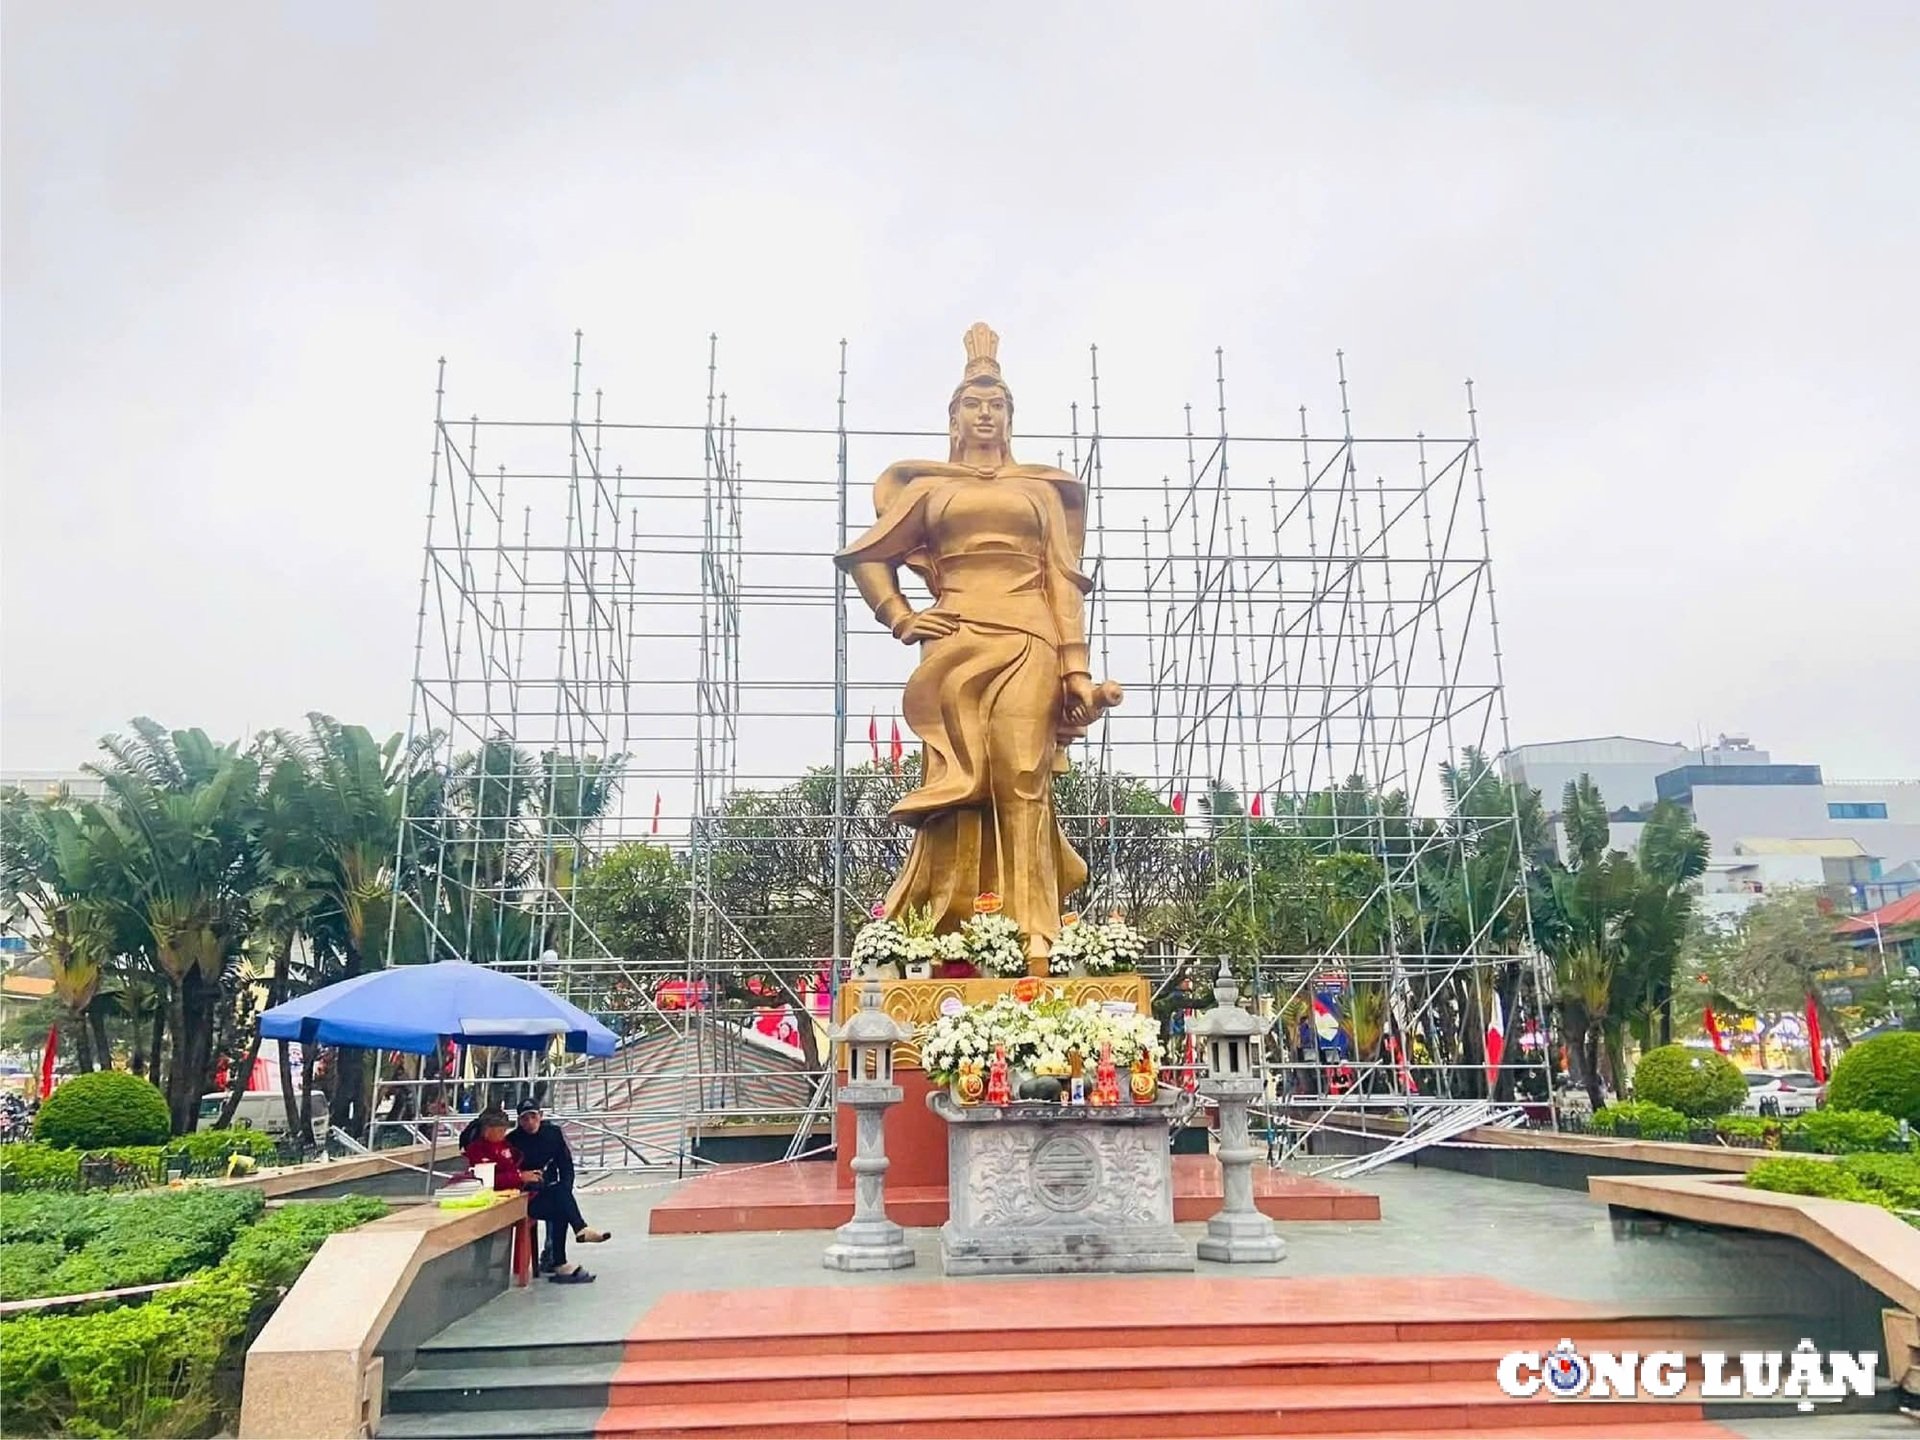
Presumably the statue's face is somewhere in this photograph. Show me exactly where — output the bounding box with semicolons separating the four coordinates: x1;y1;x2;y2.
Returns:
954;383;1011;449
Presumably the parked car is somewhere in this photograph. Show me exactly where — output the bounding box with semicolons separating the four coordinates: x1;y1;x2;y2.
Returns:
196;1090;329;1142
1740;1069;1824;1117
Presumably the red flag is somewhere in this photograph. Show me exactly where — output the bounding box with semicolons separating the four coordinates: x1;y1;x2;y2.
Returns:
1483;991;1506;1087
1805;994;1827;1083
650;791;662;835
868;713;881;766
1703;1005;1727;1055
39;1027;58;1100
889;719;904;775
1249;791;1264;818
1171;792;1186;815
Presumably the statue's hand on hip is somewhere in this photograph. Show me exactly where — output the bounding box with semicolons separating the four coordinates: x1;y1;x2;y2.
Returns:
892;609;957;645
1062;673;1098;726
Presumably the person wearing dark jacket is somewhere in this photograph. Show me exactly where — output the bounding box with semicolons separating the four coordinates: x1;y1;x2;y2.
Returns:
510;1101;609;1280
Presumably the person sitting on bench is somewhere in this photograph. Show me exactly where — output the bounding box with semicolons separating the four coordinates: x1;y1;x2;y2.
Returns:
509;1100;608;1279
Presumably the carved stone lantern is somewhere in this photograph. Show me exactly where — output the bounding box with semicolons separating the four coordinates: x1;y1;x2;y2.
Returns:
1190;957;1285;1264
823;979;916;1271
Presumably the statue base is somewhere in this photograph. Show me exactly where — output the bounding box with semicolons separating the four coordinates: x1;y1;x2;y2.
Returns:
929;1092;1193;1276
822;1213;916;1272
1196;1210;1287;1265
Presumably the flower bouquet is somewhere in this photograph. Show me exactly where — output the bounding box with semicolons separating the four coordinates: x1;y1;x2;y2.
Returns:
961;893;1027;978
1047;910;1145;976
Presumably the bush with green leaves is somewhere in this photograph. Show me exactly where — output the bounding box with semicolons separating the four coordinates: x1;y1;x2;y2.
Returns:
1714;1114;1781;1147
1783;1109;1905;1154
32;1072;171;1150
0;1187;264;1301
1590;1100;1690;1140
1746;1155;1867;1203
0;1129;285;1193
1630;1045;1747;1118
1748;1151;1920;1219
0;1194;386;1438
1827;1032;1920;1125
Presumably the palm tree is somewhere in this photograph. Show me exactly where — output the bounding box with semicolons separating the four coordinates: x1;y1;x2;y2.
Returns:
0;789;127;1070
84;720;263;1132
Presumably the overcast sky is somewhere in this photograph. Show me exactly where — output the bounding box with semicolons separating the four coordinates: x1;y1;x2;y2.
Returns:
4;1;1917;786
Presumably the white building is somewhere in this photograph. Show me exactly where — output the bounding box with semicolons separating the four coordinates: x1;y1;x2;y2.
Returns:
1505;736;1920;916
0;769;107;803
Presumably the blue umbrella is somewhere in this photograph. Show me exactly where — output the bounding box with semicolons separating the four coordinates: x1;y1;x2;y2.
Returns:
259;959;617;1057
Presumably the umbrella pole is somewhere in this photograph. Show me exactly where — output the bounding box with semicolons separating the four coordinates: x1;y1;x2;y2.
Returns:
422;1048;437;1198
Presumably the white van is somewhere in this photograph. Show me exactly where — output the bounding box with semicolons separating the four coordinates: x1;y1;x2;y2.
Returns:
196;1091;330;1143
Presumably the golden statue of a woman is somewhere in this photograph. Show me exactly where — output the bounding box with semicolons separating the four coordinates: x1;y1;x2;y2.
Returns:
837;324;1119;960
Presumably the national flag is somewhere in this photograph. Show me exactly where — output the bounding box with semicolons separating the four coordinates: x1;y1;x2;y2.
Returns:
650;791;662;835
1805;994;1827;1083
1484;991;1506;1086
1171;791;1186;815
1249;791;1264;818
868;713;881;766
1703;1005;1727;1055
39;1027;58;1100
889;719;904;775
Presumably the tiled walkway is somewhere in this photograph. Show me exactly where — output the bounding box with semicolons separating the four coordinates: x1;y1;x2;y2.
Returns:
429;1164;1798;1350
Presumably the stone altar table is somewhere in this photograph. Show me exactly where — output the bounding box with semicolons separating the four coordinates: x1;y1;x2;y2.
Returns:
929;1092;1194;1275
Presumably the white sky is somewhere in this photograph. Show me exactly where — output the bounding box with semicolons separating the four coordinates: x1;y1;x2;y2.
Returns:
4;1;1917;781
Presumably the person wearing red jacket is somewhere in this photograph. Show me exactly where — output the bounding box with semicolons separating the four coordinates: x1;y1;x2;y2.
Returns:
459;1108;593;1283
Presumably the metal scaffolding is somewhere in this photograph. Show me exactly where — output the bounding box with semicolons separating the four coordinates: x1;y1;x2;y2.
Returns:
388;331;1556;1170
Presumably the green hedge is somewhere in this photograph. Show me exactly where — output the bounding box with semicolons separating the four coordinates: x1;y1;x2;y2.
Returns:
0;1187;264;1301
33;1072;171;1150
1827;1033;1920;1125
0;1195;386;1438
0;1131;285;1192
1783;1109;1905;1154
1591;1100;1690;1140
1631;1045;1747;1118
1748;1152;1920;1219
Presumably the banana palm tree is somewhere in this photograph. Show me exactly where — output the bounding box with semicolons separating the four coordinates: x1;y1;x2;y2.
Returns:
84;720;263;1132
0;789;128;1070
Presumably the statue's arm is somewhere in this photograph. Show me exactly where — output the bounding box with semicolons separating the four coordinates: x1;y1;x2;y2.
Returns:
848;560;914;637
836;480;933;638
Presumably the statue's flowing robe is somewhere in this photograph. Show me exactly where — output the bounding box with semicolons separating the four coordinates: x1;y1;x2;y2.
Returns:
836;463;1092;949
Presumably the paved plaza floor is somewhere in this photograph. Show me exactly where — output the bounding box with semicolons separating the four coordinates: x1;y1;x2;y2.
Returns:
430;1163;1818;1348
392;1164;1910;1438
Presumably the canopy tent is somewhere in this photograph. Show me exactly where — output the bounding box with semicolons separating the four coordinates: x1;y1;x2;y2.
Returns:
259;959;617;1057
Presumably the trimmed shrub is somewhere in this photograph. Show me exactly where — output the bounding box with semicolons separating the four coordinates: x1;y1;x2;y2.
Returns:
33;1072;171;1150
0;1143;85;1191
1746;1155;1867;1202
1591;1100;1690;1140
167;1129;281;1167
1714;1114;1780;1148
220;1195;387;1290
0;1195;385;1437
0;1187;264;1302
1748;1152;1920;1217
1783;1109;1904;1155
1827;1032;1920;1125
1631;1045;1747;1118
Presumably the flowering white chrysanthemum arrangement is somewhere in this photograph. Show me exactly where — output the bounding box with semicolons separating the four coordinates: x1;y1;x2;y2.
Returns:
960;894;1027;977
917;991;1163;1087
852;903;968;976
850;917;908;975
1047;912;1146;976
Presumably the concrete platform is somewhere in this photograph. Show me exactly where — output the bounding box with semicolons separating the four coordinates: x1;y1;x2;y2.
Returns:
649;1153;1380;1234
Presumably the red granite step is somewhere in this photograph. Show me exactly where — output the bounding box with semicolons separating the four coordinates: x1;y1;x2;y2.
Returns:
609;1336;1746;1406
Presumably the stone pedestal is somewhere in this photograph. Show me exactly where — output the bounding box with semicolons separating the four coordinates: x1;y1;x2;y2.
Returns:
823;1087;915;1271
1196;1078;1285;1264
930;1092;1194;1275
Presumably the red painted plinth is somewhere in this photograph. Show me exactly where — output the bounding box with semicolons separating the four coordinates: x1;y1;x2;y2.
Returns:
650;1153;1381;1234
833;1070;947;1190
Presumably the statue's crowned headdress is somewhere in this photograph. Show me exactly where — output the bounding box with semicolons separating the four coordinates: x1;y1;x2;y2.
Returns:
960;322;1002;385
